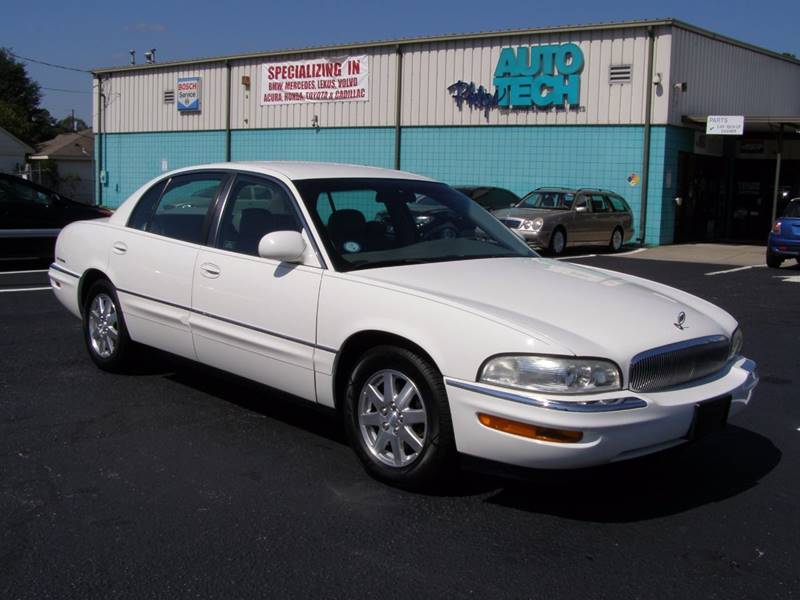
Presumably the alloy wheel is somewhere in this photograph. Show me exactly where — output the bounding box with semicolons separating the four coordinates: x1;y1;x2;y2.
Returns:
88;293;119;359
357;369;428;468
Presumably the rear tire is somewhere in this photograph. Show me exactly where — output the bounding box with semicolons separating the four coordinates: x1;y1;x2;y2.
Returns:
766;251;783;269
82;280;135;372
549;228;566;256
343;345;457;490
609;227;624;252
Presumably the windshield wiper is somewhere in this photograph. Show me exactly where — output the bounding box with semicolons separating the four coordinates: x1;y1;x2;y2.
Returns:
348;258;429;270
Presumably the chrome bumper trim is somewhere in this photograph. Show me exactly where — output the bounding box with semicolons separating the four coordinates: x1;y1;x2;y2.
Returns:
444;378;647;412
49;263;80;278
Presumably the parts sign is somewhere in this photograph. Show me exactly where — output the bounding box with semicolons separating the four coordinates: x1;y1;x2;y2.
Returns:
260;56;369;105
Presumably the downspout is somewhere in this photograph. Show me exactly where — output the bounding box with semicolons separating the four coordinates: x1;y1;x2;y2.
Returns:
394;45;403;170
96;75;104;206
638;25;655;245
770;123;784;224
225;60;232;161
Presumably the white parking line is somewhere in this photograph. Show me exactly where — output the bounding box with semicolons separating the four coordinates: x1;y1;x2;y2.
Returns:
0;269;49;275
705;265;766;276
556;247;648;261
0;286;52;293
556;253;596;260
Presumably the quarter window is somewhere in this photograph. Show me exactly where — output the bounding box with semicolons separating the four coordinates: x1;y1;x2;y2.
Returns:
127;180;166;231
217;175;301;256
607;195;630;212
144;173;226;244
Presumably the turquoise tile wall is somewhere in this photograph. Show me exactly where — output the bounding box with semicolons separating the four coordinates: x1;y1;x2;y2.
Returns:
401;125;681;245
232;128;395;166
98;131;226;207
97;124;690;245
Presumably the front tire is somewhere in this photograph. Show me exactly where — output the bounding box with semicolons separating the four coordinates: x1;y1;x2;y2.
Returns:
83;280;135;372
343;346;456;490
549;227;566;256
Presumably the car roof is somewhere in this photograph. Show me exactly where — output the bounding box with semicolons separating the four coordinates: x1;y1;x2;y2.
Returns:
532;187;622;195
162;161;437;182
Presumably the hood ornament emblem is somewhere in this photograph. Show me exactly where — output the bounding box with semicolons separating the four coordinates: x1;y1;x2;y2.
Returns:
674;311;688;330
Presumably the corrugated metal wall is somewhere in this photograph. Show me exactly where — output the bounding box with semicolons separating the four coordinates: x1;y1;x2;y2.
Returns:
228;49;398;129
668;28;800;124
96;63;229;132
400;26;670;126
94;23;800;134
96;25;672;133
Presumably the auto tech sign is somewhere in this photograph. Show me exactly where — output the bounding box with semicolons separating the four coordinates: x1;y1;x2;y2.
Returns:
260;56;369;105
177;77;202;111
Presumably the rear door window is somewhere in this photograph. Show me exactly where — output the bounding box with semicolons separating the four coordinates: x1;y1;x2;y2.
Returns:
590;195;611;213
143;173;227;244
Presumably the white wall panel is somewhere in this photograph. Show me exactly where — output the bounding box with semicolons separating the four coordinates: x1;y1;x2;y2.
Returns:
668;28;800;124
100;63;228;133
95;23;800;134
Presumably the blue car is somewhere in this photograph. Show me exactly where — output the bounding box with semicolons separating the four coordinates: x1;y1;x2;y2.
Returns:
767;198;800;268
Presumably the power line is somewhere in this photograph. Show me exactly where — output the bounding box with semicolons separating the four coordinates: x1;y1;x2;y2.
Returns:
41;86;92;94
7;51;91;73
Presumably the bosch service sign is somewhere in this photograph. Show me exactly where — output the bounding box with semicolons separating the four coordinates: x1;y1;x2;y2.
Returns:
177;77;202;111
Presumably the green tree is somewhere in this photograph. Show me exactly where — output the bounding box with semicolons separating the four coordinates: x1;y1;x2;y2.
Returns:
55;114;89;132
0;48;58;144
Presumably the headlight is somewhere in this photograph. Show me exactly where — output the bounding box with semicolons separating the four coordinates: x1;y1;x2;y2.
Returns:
415;215;433;225
521;219;534;230
531;217;543;232
480;355;622;394
729;328;743;359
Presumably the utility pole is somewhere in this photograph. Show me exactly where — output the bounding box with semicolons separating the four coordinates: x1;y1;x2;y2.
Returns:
71;109;76;132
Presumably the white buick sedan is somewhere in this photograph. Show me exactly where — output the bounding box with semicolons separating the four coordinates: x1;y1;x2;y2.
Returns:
49;162;758;488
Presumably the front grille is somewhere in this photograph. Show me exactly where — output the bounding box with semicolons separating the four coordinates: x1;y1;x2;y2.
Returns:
628;335;731;392
500;218;522;229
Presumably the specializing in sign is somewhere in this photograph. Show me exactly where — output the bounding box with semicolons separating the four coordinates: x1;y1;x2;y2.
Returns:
706;115;744;135
177;77;202;112
260;56;369;105
493;43;584;108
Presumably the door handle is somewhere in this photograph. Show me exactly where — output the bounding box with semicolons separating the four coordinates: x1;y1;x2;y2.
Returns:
112;241;128;254
200;262;221;278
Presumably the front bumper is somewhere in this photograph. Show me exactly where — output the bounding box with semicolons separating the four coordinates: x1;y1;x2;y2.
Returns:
444;356;757;470
513;228;550;247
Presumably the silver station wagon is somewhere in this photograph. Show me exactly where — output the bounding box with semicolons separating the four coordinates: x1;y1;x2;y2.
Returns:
492;187;635;255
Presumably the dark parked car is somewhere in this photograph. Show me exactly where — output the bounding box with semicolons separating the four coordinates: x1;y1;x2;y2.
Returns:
767;198;800;268
453;186;522;211
492;187;635;255
0;174;112;261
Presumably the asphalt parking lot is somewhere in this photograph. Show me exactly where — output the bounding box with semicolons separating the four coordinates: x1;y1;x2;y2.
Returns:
1;253;798;599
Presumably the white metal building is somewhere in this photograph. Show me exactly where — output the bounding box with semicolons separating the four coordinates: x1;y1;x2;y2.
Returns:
92;18;800;244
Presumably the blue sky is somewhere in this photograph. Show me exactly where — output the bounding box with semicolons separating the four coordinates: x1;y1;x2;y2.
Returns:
4;0;799;123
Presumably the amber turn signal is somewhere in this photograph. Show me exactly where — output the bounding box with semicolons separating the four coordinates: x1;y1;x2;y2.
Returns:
477;413;584;443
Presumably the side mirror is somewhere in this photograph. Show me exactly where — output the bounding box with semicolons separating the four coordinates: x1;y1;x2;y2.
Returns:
575;205;587;213
258;230;307;263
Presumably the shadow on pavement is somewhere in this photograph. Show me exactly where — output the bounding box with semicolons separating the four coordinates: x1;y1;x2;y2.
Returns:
132;350;780;521
476;425;780;522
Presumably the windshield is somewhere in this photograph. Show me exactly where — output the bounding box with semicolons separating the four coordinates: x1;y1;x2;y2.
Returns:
294;178;537;272
783;201;800;218
517;191;574;210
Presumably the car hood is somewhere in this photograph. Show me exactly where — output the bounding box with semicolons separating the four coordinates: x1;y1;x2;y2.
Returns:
350;257;736;365
492;207;563;219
